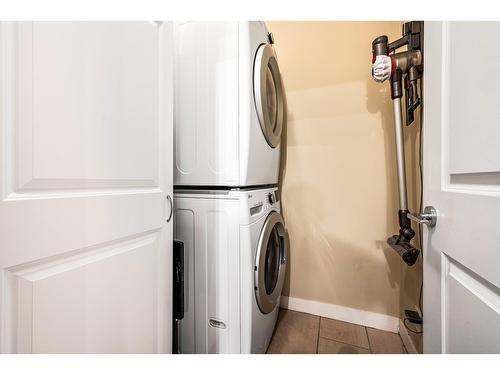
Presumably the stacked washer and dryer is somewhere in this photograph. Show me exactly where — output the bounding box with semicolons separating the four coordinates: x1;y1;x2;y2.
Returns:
173;21;289;354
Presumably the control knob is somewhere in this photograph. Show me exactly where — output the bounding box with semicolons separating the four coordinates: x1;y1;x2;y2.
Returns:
267;192;275;205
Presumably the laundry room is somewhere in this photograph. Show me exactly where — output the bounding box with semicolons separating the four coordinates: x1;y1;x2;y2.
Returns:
263;21;423;354
170;20;425;355
1;3;499;373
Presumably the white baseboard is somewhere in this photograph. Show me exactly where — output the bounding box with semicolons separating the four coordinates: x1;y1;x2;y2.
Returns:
280;296;399;333
398;319;418;354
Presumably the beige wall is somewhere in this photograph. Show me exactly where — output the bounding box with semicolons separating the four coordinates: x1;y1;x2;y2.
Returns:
267;21;422;322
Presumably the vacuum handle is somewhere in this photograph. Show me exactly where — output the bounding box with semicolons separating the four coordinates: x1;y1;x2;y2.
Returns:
372;35;389;59
372;36;392;83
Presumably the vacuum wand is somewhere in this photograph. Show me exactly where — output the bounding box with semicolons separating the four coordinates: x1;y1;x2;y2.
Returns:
392;97;408;211
371;22;423;266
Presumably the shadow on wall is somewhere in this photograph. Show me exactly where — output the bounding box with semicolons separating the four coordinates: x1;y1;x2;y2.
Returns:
278;86;291;296
269;21;407;318
367;67;424;331
278;80;403;314
364;77;402;292
400;101;424;352
282;176;401;314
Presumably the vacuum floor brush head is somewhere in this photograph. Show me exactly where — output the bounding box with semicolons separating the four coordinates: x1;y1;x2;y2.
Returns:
387;235;420;266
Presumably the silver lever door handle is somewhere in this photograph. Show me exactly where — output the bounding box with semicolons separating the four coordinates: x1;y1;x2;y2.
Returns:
166;194;173;223
408;206;437;228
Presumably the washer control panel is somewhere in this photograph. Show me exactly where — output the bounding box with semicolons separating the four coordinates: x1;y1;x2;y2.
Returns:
247;188;279;217
267;192;275;205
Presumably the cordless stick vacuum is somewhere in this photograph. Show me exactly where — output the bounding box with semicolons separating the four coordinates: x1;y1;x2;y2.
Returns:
371;21;423;266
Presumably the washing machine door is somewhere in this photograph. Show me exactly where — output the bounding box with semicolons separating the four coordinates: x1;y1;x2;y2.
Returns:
253;43;285;148
254;210;289;314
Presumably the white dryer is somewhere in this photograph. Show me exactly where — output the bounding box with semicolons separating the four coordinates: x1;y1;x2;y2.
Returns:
173;187;289;353
174;21;285;187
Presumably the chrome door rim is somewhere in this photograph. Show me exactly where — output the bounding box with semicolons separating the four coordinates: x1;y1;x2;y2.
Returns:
254;211;289;314
253;43;284;148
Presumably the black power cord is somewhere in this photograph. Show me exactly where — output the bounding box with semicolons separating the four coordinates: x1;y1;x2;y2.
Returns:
403;78;424;336
418;84;424;317
417;77;424;322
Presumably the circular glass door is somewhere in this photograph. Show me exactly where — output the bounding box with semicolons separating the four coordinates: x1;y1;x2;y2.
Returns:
254;211;289;314
253;44;285;148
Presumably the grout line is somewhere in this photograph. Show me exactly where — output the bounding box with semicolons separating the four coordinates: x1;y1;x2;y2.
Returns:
318;316;372;354
316;317;321;353
268;310;407;355
320;336;372;352
317;317;371;350
318;334;371;351
365;326;373;353
398;333;408;354
320;314;371;330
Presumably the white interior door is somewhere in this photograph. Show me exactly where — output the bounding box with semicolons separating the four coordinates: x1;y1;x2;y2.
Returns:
0;21;173;353
423;21;500;354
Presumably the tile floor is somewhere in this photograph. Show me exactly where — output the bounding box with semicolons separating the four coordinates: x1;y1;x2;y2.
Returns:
267;309;407;354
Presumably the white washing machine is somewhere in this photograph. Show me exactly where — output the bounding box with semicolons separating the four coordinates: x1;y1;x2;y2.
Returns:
173;187;289;353
174;21;285;187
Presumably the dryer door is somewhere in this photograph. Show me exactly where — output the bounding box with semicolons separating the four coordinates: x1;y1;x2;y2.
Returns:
253;43;285;148
254;211;289;314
